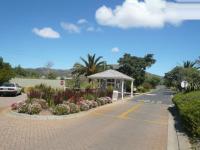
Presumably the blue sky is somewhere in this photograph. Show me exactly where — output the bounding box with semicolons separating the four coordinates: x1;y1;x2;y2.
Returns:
0;0;200;76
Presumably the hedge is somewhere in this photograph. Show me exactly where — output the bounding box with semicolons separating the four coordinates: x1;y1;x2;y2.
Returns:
173;91;200;138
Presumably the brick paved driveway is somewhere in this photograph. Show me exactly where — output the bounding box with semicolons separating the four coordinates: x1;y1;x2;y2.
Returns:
0;88;172;150
0;94;26;112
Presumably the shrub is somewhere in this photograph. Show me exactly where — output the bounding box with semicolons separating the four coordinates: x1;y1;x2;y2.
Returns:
104;97;112;104
106;85;113;98
27;89;42;99
53;91;64;105
83;94;95;100
53;104;70;115
11;102;18;110
23;87;33;94
91;100;98;108
173;91;200;138
85;100;93;109
69;91;83;103
69;103;80;113
80;101;90;111
27;103;42;115
34;84;55;105
96;89;107;98
97;98;106;105
18;102;28;113
137;86;149;93
96;99;101;106
32;99;48;109
142;82;152;91
63;89;74;100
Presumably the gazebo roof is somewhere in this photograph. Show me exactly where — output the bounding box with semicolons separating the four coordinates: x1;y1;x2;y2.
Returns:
88;69;134;81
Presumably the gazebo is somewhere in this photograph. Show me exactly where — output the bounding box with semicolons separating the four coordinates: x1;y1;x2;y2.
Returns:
88;69;134;100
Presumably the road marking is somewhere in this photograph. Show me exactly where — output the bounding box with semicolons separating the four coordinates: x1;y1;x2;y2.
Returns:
145;94;156;96
144;100;150;103
93;112;167;126
117;102;144;119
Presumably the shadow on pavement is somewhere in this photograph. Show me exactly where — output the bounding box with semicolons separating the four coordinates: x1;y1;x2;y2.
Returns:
168;106;200;149
168;106;186;134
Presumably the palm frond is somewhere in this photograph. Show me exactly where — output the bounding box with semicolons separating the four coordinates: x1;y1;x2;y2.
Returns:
80;57;89;67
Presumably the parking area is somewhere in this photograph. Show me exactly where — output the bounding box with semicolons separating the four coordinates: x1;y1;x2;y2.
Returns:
0;94;26;109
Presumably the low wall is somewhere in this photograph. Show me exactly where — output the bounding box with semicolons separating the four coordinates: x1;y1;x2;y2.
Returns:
10;78;65;89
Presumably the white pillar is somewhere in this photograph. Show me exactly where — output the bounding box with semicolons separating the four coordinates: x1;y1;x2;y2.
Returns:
131;80;133;97
121;80;124;100
114;79;116;89
98;79;101;88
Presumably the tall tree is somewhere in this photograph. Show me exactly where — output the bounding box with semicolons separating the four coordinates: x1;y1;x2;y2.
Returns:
183;61;198;69
164;66;200;91
72;54;105;76
14;65;27;77
45;61;57;79
0;57;15;84
118;53;156;87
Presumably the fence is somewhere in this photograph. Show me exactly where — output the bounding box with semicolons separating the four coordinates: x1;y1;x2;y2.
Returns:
10;78;65;89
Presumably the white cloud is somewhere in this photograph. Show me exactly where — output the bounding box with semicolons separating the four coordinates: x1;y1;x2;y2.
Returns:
87;27;95;32
95;0;200;28
77;19;88;24
111;47;120;53
32;27;60;39
96;27;103;32
175;0;200;2
60;22;80;33
61;19;102;33
86;26;103;32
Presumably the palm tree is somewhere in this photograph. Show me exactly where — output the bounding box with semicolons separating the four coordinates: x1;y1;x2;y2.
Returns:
183;61;197;68
72;54;105;76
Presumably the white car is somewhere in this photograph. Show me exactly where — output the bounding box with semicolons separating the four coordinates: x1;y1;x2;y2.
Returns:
0;83;22;96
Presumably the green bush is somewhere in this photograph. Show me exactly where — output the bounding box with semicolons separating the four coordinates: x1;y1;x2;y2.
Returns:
33;99;48;109
97;98;106;105
18;103;28;113
173;91;200;138
68;103;80;113
27;103;42;115
91;100;98;108
142;82;152;91
53;104;70;115
106;85;113;98
137;86;149;93
80;102;90;111
83;94;95;100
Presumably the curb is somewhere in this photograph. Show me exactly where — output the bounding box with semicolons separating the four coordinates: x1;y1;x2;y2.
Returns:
167;110;179;150
6;97;132;120
167;106;192;150
3;91;150;121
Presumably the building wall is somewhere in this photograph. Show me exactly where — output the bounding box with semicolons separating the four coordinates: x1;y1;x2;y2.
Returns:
10;78;65;89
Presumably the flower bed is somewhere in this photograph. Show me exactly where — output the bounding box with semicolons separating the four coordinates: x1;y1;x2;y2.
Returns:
11;84;112;116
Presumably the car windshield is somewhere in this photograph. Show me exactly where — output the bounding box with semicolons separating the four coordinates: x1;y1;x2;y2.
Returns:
2;83;15;87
